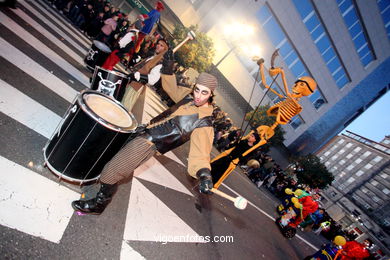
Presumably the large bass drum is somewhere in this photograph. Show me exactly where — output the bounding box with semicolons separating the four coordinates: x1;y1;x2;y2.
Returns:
43;90;137;183
90;66;129;102
84;40;111;71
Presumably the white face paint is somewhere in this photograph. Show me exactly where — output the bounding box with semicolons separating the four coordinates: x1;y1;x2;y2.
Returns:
193;84;212;107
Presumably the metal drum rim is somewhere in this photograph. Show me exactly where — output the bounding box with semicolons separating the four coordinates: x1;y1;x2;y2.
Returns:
78;90;138;133
92;40;111;53
93;66;128;78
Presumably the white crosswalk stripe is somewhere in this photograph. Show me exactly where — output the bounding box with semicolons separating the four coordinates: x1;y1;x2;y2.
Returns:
0;11;90;87
9;6;85;65
0;37;78;103
0;79;62;139
25;0;91;48
0;0;195;254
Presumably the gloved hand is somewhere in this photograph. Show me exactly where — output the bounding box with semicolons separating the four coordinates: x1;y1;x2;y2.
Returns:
161;49;175;75
196;168;213;194
135;124;147;134
127;72;137;82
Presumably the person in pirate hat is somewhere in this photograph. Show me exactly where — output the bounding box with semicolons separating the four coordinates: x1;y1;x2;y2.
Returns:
72;68;219;215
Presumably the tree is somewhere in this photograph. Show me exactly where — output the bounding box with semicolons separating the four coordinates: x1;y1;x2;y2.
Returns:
245;104;285;152
169;24;215;72
293;154;334;189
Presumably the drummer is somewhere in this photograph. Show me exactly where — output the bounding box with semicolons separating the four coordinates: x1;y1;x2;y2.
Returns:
101;20;144;71
72;69;218;215
121;38;169;111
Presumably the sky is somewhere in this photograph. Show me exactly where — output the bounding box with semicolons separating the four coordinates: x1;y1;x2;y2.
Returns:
343;91;390;143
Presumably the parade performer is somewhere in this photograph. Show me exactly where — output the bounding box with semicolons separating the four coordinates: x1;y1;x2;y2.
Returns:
134;1;164;53
101;20;143;71
340;240;371;260
210;132;260;183
288;192;319;228
304;235;346;260
121;38;169;111
211;50;317;189
72;70;218;215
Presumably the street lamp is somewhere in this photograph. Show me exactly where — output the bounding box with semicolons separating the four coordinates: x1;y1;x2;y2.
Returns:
214;22;257;67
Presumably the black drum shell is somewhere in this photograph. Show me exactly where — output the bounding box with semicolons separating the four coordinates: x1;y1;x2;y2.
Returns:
84;41;111;71
91;66;129;102
44;91;137;183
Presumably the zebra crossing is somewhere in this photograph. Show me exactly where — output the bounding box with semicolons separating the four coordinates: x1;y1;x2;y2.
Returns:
0;0;208;258
0;1;321;259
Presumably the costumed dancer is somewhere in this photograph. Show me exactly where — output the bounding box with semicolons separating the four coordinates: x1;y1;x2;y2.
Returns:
121;38;169;111
304;235;346;260
211;50;317;189
101;20;143;71
134;1;164;53
210;132;261;184
71;68;219;215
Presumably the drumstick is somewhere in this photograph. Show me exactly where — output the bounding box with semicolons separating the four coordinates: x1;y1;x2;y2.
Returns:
211;188;248;210
173;30;196;53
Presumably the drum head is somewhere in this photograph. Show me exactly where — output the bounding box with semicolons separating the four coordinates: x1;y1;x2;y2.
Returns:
84;93;133;128
93;40;111;53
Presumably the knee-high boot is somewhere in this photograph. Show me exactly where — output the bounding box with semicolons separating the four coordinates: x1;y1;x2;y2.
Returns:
72;183;117;215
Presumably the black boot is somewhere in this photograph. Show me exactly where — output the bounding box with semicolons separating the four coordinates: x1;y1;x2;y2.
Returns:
72;183;117;215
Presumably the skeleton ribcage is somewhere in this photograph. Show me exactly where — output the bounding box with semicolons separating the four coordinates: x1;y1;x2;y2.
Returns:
267;97;302;125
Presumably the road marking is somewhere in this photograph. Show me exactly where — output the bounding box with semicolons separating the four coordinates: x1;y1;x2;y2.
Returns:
0;11;89;87
123;178;198;242
27;0;91;47
0;156;79;244
0;79;62;139
134;157;192;197
120;241;146;260
0;37;78;103
10;6;84;64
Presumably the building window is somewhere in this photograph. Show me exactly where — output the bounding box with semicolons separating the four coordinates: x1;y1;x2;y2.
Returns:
289;115;304;129
364;164;373;170
380;173;388;179
353;147;362;152
346;143;353;148
324;151;331;156
347;177;355;183
377;0;390;39
383;188;390;195
338;139;345;144
346;153;353;159
338;149;346;154
372;196;381;203
346;165;354;171
337;0;375;66
362;187;368;193
325;161;331;167
356;170;364;176
256;4;326;109
331;155;339;161
362;151;372;158
371;180;378;186
373;156;383;163
293;0;350;88
339;160;346;165
354;158;362;164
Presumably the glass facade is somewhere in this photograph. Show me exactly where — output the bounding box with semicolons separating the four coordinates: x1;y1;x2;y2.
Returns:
377;0;390;39
337;0;375;66
293;0;350;88
256;4;326;110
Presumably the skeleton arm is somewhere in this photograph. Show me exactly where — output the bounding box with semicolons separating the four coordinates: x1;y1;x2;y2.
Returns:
258;61;285;99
